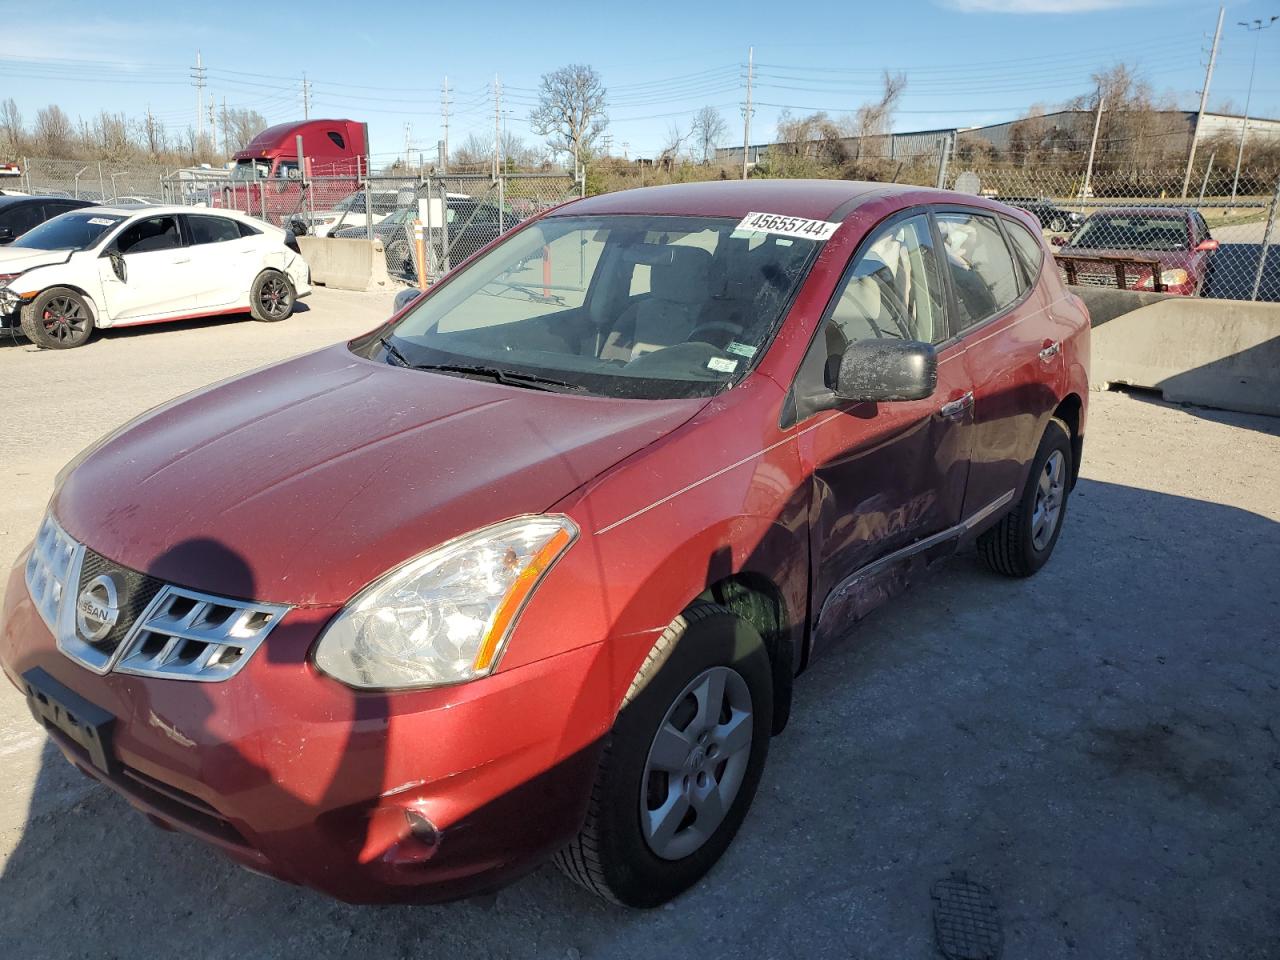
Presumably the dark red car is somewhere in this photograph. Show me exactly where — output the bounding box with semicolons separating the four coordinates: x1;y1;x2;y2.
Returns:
1;180;1090;908
1057;205;1218;295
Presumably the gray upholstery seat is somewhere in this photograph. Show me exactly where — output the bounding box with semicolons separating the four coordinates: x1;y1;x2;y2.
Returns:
629;246;713;359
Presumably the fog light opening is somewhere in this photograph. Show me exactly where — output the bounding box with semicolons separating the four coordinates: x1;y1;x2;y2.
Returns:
404;809;440;849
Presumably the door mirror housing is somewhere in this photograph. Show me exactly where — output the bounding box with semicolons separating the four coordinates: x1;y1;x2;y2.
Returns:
109;251;127;283
0;226;12;244
835;339;938;403
1195;237;1219;252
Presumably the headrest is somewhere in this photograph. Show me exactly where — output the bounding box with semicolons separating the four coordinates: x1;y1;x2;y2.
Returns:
651;245;712;305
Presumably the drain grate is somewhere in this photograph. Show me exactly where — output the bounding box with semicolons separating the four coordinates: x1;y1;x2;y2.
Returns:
931;873;1002;960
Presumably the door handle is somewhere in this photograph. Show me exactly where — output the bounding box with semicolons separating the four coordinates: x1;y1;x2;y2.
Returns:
1039;340;1061;362
174;258;191;264
939;391;974;419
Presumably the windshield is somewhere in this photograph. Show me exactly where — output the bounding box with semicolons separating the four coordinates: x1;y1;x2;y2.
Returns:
368;214;821;399
1071;214;1189;251
230;159;271;182
11;212;125;251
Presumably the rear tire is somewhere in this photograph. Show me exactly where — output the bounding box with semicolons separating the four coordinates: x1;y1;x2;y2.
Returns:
250;269;295;322
20;288;95;349
978;417;1072;578
555;601;773;907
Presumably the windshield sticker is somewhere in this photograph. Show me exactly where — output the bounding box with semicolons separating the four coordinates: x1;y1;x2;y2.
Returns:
87;217;118;226
726;341;757;358
734;212;839;242
707;357;738;374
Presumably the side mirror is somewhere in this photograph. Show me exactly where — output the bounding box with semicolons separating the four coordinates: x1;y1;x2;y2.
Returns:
393;287;424;314
109;251;127;283
1050;235;1068;247
835;339;938;403
0;227;12;244
1195;238;1219;252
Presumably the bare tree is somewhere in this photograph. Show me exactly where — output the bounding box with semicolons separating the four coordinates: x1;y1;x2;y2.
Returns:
529;64;608;166
852;71;906;158
225;109;267;152
0;99;22;156
452;132;493;169
34;105;74;156
690;106;728;164
140;112;167;156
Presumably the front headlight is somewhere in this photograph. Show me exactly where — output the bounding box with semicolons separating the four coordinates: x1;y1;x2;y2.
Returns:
313;515;577;690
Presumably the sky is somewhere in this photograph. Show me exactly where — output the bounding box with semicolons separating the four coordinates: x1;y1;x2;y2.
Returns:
0;0;1277;164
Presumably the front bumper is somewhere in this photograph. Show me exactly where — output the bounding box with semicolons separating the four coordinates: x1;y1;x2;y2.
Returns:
0;555;607;904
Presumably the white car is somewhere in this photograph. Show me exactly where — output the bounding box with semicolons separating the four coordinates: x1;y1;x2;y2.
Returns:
297;189;414;237
0;205;311;349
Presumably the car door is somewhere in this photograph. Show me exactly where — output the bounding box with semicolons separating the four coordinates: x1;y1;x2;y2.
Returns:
184;214;256;309
96;214;195;322
937;209;1062;523
794;210;975;626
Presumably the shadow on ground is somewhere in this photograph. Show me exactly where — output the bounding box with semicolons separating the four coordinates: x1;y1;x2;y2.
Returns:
1;476;1277;960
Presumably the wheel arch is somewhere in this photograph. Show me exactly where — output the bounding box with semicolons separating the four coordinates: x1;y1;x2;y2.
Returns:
698;572;794;735
20;282;102;325
1052;392;1084;488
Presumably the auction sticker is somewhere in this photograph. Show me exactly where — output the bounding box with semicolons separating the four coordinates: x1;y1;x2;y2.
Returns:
734;211;839;242
88;217;118;226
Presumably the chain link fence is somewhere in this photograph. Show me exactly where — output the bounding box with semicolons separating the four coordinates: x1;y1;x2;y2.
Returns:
942;163;1280;302
6;152;1277;300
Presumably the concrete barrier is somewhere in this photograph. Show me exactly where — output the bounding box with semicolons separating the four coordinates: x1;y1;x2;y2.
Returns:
296;237;393;292
1075;286;1280;417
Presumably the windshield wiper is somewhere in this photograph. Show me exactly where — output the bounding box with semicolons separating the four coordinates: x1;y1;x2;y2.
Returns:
411;362;584;392
378;334;413;368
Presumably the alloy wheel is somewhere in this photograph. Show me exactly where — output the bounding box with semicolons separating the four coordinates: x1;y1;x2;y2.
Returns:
1031;449;1066;550
640;665;754;861
41;297;89;344
259;276;291;319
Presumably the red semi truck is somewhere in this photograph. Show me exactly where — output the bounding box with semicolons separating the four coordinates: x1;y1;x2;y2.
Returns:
217;119;367;227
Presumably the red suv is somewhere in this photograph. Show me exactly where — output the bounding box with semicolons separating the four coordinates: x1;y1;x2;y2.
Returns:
1;180;1089;908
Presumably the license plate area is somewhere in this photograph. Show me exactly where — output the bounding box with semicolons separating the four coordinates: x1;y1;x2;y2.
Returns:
23;667;116;775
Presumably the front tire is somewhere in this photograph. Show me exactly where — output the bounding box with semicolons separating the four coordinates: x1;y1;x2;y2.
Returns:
556;601;773;907
978;417;1072;577
20;288;95;349
250;269;295;322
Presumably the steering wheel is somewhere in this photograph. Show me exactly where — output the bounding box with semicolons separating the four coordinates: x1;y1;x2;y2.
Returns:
688;319;745;346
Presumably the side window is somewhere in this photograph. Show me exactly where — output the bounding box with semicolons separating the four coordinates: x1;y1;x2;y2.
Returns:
187;216;241;245
3;204;43;237
936;212;1021;330
327;131;346;149
115;216;181;254
1003;217;1045;283
236;220;261;239
823;214;946;366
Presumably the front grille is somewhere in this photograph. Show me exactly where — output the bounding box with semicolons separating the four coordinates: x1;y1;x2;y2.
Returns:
26;511;290;682
72;548;166;665
112;585;287;682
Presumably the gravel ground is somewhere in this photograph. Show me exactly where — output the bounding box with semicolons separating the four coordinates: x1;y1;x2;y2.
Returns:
1;294;1278;959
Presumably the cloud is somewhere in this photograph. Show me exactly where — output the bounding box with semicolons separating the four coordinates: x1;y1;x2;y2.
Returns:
942;0;1151;12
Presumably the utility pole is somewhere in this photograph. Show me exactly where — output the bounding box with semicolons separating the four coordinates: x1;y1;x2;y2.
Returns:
190;51;207;144
404;122;412;170
208;101;218;155
1080;93;1104;212
742;45;754;180
221;97;229;160
441;76;451;173
1182;5;1224;198
493;74;502;179
301;72;312;120
1229;15;1278;208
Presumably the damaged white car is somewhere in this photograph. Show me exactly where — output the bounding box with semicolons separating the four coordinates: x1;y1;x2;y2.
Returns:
0;205;310;348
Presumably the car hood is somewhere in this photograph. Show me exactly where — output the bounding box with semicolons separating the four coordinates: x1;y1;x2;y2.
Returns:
53;344;707;605
0;247;73;274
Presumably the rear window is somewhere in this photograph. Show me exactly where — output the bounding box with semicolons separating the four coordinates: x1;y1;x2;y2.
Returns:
188;215;241;244
1004;217;1045;280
